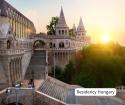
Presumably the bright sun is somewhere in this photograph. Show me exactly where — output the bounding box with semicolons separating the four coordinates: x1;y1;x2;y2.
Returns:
101;33;110;43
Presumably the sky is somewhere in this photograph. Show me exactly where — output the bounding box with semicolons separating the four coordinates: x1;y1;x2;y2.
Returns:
7;0;125;46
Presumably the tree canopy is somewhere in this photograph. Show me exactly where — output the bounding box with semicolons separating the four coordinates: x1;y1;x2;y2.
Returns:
63;43;125;88
50;65;64;81
46;17;59;35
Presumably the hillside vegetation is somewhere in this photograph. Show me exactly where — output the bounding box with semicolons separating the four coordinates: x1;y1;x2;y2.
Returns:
52;43;125;88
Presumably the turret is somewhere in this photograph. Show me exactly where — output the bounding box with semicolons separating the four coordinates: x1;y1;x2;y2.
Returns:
55;7;69;36
77;17;86;36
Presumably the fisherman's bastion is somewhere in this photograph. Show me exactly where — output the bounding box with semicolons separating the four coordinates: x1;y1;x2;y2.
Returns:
0;0;125;105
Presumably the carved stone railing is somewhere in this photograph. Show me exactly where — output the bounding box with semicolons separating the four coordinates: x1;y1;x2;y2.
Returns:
0;49;24;55
33;34;71;39
35;48;76;51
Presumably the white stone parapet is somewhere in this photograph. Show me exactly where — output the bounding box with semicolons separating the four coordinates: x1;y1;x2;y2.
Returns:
0;49;24;55
35;48;76;51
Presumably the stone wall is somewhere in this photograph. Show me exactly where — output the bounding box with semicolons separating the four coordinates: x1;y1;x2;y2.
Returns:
35;91;66;105
22;50;32;79
0;88;66;105
0;88;34;105
0;60;8;90
117;92;125;100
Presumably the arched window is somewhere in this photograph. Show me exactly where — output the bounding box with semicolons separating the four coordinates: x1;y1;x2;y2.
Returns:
62;30;64;35
7;40;11;49
33;40;46;49
49;42;53;48
59;42;64;48
49;42;55;48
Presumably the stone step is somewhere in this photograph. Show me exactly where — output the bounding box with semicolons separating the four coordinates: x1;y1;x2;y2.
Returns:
30;60;46;65
25;50;47;80
38;77;68;103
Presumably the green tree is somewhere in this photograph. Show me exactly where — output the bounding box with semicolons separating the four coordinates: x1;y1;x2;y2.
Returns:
51;65;64;80
63;61;76;84
46;17;59;35
63;43;125;88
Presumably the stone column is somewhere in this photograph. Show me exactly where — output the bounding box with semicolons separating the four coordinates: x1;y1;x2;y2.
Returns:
11;59;15;86
20;58;22;80
13;59;16;84
16;58;19;81
18;58;21;80
9;61;13;86
15;59;18;81
7;61;11;87
68;50;70;62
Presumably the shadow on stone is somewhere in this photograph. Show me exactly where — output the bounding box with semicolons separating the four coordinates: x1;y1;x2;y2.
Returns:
7;103;23;105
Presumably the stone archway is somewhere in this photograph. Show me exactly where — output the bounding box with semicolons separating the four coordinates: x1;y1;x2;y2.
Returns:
33;40;46;49
6;35;15;49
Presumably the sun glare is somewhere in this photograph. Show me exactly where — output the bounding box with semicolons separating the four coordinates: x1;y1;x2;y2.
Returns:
101;33;110;43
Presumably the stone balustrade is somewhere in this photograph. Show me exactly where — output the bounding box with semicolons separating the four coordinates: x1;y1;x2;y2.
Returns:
0;49;24;55
35;48;76;51
33;34;71;39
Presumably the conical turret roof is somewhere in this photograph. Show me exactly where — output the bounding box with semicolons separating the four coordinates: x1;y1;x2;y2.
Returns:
56;7;68;28
77;17;86;32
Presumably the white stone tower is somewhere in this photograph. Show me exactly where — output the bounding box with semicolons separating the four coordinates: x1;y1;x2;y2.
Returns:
55;7;69;36
77;17;86;36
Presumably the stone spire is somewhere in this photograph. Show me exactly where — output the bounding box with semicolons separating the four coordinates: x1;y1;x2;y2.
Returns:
55;7;69;36
73;24;76;32
77;17;86;36
56;7;68;28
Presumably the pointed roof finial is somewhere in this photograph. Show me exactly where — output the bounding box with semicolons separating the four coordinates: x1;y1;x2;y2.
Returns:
56;7;68;28
79;17;84;27
61;6;63;11
77;17;85;31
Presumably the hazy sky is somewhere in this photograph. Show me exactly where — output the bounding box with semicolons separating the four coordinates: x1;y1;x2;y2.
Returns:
7;0;125;45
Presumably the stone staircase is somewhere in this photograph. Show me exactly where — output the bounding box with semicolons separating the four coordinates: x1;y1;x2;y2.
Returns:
38;76;69;103
25;50;47;80
38;77;125;105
